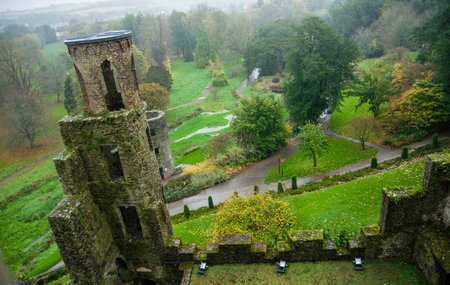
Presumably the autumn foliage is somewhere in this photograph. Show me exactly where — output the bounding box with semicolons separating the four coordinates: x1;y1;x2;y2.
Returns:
213;194;295;247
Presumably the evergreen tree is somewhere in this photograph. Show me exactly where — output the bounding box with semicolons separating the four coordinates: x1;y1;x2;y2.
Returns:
183;205;191;220
208;196;214;209
194;31;216;68
64;75;77;115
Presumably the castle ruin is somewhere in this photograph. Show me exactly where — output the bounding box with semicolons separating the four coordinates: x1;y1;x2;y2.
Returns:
48;31;182;285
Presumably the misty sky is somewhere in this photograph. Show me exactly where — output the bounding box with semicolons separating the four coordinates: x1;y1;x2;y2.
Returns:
1;0;105;12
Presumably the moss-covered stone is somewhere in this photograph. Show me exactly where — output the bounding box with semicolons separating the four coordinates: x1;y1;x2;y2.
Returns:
289;230;324;242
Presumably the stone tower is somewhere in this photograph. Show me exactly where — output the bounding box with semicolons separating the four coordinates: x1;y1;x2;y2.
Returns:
48;31;182;285
146;110;175;179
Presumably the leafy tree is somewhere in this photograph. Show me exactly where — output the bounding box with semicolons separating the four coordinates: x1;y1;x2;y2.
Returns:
132;45;149;84
213;194;295;247
348;117;379;150
391;60;433;91
145;65;173;91
374;1;420;50
64;75;77;114
329;0;385;37
231;94;288;158
211;69;228;87
298;122;328;167
35;25;57;45
194;30;216;68
169;11;195;62
352;27;384;58
139;83;170;110
5;87;43;149
346;68;397;116
244;19;296;75
284;17;358;125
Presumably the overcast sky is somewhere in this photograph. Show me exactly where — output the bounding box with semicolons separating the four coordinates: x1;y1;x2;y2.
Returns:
1;0;103;12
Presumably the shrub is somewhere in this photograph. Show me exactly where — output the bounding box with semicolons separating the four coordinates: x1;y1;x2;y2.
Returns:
211;69;229;87
145;65;173;90
432;133;440;149
163;170;229;202
401;147;409;159
272;76;280;83
208;196;214;209
277;182;284;193
371;158;378;168
254;185;259;195
183;205;191;220
139;83;170;110
213;194;295;247
291;176;298;190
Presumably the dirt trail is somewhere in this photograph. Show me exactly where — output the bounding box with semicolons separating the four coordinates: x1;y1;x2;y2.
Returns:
0;147;63;187
167;84;211;111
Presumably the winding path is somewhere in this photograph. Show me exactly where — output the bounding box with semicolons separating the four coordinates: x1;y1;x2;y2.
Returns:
167;117;441;215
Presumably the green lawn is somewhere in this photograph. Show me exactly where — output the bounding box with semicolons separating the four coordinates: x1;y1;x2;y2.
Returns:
0;158;63;275
189;261;426;285
169;112;231;142
174;159;424;247
283;159;424;236
175;148;205;165
42;42;67;63
330;96;372;137
265;136;377;183
169;60;210;108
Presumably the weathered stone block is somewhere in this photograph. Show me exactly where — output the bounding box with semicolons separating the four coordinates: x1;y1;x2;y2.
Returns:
54;149;89;195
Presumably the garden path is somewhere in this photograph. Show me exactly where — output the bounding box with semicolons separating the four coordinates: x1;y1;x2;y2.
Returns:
167;83;211;111
167;118;444;215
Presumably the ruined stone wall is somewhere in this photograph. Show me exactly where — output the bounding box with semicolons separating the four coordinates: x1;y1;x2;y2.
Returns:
146;110;175;179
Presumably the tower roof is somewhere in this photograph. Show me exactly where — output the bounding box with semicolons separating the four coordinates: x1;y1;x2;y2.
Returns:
64;30;131;46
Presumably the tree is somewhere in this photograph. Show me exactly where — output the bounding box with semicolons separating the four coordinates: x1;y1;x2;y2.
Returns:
211;69;228;87
208;196;214;209
213;194;295;247
284;17;358;126
352;27;384;58
132;45;149;84
298;122;328;167
35;25;57;45
0;39;34;89
231;94;288;158
244;19;296;75
5;87;43;148
64;75;77;114
348;117;379;150
139;83;170;110
183;205;191;219
346;68;397;116
145;65;173;91
194;30;216;68
169;11;195;62
329;0;385;37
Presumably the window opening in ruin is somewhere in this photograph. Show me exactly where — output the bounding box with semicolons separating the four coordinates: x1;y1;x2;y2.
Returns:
154;147;160;155
119;206;143;239
115;258;127;270
159;167;164;180
150;128;156;136
145;127;154;150
101;145;124;181
101;60;125;111
140;280;156;285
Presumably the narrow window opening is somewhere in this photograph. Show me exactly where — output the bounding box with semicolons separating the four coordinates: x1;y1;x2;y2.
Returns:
115;258;127;270
159;167;164;179
150;128;156;136
145;127;154;150
119;206;143;239
154;147;160;155
141;280;156;285
101;60;125;111
101;145;124;181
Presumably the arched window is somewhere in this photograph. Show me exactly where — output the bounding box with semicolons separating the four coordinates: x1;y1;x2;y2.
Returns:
101;60;124;111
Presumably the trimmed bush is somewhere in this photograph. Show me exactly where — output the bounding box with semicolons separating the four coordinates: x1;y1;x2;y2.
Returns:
277;182;285;194
401;147;409;159
371;158;378;168
211;69;229;87
254;185;259;195
291;176;298;190
432;133;440;149
208;196;214;209
183;205;191;220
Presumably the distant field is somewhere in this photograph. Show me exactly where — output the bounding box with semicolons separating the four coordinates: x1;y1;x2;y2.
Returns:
189;261;426;285
265;136;377;183
330;96;373;137
42;42;67;63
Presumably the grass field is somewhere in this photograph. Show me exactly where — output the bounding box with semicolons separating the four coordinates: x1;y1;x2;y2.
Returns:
173;159;424;247
265;136;377;183
42;42;67;63
169;60;210;108
189;260;426;285
330;96;373;137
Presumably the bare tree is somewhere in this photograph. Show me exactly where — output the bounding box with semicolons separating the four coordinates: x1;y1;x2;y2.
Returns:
348;117;379;150
6;87;43;149
0;40;34;90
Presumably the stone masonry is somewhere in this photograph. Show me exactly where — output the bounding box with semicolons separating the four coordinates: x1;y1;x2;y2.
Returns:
146;110;175;179
48;31;182;285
